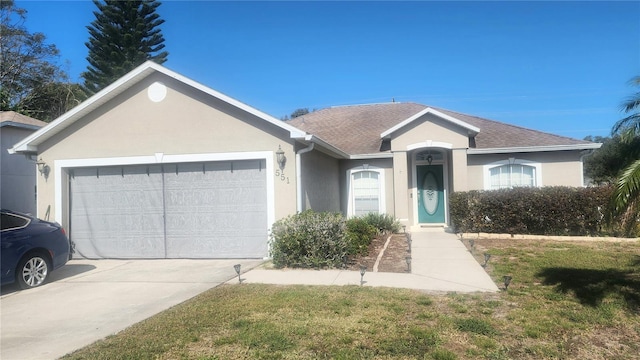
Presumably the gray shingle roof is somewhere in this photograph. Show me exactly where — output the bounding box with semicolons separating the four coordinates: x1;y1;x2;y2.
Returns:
0;111;47;128
287;102;594;155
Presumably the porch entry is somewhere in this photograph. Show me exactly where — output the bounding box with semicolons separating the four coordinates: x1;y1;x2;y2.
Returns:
417;164;445;223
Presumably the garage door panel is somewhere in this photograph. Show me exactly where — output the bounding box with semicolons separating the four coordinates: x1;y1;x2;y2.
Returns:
71;160;269;259
70;166;165;259
164;160;267;258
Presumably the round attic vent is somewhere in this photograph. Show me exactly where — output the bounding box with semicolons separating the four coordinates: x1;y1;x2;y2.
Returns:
147;82;167;102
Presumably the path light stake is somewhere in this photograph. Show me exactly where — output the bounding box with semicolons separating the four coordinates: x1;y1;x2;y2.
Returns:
503;275;512;291
406;256;412;273
469;239;475;251
234;264;241;284
402;225;406;233
360;265;366;286
483;253;491;268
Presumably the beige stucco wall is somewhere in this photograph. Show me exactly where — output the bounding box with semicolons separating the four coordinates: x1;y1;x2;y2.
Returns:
466;151;586;190
36;73;297;227
299;149;341;212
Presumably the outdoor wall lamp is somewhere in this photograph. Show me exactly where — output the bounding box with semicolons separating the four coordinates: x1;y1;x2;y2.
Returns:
360;265;366;286
503;275;512;291
426;154;433;165
276;145;286;170
234;264;241;284
36;158;50;178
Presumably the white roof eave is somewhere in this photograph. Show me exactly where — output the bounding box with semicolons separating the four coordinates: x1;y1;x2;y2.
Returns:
9;61;306;154
467;143;602;154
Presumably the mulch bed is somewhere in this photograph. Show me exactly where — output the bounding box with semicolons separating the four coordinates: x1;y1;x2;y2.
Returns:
346;233;411;273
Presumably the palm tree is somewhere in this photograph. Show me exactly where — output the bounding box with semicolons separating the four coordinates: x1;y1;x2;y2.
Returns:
611;76;640;233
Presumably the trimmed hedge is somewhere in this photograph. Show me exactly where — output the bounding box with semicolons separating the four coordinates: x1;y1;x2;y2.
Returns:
270;211;349;268
449;186;613;236
269;211;397;269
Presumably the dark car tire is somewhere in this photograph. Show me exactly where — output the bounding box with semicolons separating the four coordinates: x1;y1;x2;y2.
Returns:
16;253;50;289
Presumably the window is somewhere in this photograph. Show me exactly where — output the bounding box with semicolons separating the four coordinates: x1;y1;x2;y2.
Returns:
484;160;541;190
347;168;385;217
1;213;30;231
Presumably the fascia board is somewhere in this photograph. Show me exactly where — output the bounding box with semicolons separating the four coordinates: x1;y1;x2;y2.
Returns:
467;143;603;154
380;107;480;138
159;65;307;139
0;122;43;131
10;61;306;154
350;153;393;159
295;134;350;159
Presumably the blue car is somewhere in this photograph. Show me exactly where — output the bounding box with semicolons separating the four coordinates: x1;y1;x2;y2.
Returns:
1;209;72;289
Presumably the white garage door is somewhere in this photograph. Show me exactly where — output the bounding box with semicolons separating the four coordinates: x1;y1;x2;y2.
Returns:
70;160;268;259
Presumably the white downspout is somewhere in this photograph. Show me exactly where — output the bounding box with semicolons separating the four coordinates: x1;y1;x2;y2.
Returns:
296;142;314;212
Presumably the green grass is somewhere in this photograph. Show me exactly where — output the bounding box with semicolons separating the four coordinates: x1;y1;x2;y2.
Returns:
62;239;640;360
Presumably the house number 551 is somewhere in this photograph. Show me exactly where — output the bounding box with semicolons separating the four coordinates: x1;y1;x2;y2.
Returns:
275;169;289;184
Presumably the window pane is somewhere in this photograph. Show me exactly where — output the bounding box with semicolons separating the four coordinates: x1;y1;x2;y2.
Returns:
353;171;380;216
489;164;536;190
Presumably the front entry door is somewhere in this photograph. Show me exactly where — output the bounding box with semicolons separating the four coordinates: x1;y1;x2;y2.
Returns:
417;165;445;223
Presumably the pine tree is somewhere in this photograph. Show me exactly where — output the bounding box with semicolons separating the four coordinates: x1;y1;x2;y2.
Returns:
82;0;168;94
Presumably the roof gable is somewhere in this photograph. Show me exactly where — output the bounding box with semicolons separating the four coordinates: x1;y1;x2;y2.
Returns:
9;61;306;154
380;107;480;138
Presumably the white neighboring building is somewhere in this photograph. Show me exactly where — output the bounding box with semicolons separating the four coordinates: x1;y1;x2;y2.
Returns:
1;111;47;214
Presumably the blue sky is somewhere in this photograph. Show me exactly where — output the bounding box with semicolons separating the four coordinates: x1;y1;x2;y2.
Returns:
17;1;640;139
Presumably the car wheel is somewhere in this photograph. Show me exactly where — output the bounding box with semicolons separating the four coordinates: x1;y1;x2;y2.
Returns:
17;253;49;289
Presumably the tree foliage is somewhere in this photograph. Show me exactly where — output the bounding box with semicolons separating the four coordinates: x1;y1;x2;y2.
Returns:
290;108;310;119
583;135;640;184
610;76;640;234
82;0;169;94
0;0;84;121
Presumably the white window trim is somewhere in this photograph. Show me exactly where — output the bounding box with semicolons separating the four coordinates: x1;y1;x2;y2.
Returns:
483;159;542;190
346;166;386;217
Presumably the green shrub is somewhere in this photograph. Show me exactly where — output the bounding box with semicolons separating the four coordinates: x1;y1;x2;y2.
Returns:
269;210;350;269
449;186;618;236
361;213;401;234
345;217;378;256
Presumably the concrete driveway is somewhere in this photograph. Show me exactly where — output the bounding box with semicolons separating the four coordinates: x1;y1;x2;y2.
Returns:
0;258;262;360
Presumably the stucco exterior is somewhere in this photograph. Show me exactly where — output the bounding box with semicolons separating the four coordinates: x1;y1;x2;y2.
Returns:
35;72;298;230
9;62;601;258
299;148;341;212
466;150;586;190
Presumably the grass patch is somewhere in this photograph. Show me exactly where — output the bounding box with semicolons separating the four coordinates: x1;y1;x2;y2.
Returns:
62;239;640;360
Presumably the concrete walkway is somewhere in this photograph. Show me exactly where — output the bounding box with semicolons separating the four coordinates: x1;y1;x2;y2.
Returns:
234;229;499;293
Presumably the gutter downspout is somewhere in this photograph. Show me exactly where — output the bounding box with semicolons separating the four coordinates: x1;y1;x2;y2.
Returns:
296;142;314;212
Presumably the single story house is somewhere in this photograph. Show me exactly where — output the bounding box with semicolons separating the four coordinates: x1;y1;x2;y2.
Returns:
9;61;601;259
1;111;48;214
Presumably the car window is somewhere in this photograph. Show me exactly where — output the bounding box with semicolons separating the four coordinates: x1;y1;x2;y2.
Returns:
1;213;30;231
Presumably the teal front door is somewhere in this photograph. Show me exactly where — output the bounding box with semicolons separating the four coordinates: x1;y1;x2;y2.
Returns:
417;165;445;223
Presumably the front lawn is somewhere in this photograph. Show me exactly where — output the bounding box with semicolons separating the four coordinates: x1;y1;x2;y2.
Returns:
63;239;640;360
